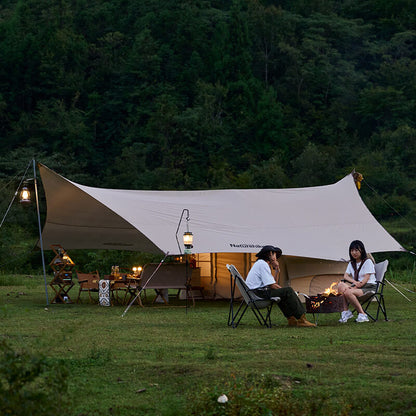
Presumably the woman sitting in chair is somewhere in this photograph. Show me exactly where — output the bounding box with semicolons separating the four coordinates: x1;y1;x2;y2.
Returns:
337;240;377;323
246;245;315;327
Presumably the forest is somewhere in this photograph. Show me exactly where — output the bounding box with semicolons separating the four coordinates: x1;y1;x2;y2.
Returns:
0;0;415;272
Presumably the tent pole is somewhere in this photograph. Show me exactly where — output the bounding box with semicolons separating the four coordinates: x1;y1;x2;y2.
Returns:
33;159;49;305
175;208;193;312
385;279;412;302
185;251;189;314
121;252;169;318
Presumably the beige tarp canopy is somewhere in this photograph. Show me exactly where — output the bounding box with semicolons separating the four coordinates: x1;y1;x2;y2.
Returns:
38;163;405;297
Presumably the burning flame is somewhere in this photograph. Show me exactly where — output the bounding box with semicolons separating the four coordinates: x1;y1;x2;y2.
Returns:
310;282;340;309
321;282;339;297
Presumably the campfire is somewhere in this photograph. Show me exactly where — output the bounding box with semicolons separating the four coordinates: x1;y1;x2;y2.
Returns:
318;282;339;299
305;282;347;313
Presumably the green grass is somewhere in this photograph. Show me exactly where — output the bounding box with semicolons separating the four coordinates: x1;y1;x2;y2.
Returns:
1;274;416;415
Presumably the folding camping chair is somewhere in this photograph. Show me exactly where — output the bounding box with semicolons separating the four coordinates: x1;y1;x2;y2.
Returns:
226;264;280;328
76;271;100;303
358;260;389;321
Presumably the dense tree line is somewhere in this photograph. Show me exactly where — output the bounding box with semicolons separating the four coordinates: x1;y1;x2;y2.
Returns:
0;0;415;271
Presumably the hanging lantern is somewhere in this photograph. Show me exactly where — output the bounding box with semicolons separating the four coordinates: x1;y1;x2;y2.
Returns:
175;208;194;255
19;186;31;204
183;231;193;252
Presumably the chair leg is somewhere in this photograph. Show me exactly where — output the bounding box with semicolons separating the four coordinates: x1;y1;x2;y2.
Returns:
228;299;235;326
377;296;388;321
250;303;273;328
230;301;248;328
362;298;376;321
263;305;273;328
363;294;388;322
229;299;275;328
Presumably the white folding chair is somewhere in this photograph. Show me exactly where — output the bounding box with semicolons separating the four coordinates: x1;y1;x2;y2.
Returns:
226;264;280;328
359;260;389;321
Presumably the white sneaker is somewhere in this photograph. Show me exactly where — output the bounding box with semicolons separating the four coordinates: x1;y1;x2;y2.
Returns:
338;310;354;323
356;313;370;323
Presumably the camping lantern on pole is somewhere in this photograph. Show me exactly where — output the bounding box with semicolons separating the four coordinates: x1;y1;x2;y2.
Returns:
176;208;193;255
175;208;193;311
19;184;31;204
0;160;49;305
183;231;193;254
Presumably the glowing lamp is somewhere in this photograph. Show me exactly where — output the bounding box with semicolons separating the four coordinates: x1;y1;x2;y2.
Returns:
19;186;31;204
132;266;142;276
175;208;194;255
183;231;193;249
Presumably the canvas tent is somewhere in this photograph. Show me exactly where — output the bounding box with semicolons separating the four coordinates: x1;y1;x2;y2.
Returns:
38;163;406;298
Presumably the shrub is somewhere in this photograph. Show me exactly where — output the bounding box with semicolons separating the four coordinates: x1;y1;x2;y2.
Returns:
187;373;351;416
0;340;69;416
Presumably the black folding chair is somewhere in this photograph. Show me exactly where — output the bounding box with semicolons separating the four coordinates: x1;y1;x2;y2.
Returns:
226;264;280;328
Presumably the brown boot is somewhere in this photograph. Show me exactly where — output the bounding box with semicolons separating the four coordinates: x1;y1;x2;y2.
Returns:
297;314;316;327
287;316;298;327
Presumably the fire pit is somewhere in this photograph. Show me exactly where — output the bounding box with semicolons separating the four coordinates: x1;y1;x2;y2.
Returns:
305;294;347;314
303;281;347;324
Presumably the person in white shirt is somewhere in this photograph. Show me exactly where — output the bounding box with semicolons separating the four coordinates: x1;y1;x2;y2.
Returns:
337;240;377;323
246;245;315;327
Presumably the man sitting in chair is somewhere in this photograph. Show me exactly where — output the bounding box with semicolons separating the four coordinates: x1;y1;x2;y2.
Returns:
246;245;315;327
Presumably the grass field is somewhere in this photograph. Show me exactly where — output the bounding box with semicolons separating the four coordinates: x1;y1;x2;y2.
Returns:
1;274;415;415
